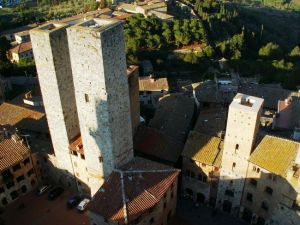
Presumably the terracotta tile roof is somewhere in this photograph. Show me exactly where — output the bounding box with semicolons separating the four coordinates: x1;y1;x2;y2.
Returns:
9;41;32;54
194;107;227;137
0;132;30;171
250;135;300;177
149;93;195;143
139;77;169;92
0;102;48;133
0;23;38;36
134;126;183;163
88;157;180;224
239;83;299;109
182;131;223;167
69;134;84;155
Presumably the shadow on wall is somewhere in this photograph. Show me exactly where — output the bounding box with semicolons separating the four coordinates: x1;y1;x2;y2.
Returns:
181;133;299;225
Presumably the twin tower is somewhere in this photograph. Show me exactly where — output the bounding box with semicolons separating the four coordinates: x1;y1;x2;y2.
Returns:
30;19;133;195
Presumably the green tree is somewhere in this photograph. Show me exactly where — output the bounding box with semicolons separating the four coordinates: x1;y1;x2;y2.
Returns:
289;46;300;58
0;37;10;61
203;45;215;58
258;42;282;59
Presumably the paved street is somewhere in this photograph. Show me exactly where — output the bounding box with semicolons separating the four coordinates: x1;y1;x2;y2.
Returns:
1;189;89;225
176;197;248;225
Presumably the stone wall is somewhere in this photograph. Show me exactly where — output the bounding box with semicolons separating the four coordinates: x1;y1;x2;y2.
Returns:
217;95;263;214
30;23;80;189
67;19;133;195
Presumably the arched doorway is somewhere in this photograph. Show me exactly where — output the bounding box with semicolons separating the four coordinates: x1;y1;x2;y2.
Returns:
222;200;232;213
196;193;205;204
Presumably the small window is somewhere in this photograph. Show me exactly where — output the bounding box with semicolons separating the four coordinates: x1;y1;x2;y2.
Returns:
85;94;89;103
225;189;234;197
265;186;273;195
81;154;85;160
261;201;268;211
99;156;103;163
235;144;239;150
27;168;34;177
249;178;257;187
10;190;18;200
246;193;253;202
6;181;14;189
256;168;260;173
23;158;30;165
252;166;256;171
16;175;25;183
12;164;21;172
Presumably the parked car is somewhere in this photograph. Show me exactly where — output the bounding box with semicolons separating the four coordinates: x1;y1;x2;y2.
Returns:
77;198;90;211
36;184;52;196
48;187;64;200
67;196;82;208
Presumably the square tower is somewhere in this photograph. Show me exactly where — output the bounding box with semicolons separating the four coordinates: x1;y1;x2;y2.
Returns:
217;93;264;215
67;19;134;195
30;23;80;187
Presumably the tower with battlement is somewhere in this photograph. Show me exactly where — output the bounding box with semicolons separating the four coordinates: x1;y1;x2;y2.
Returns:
217;93;264;215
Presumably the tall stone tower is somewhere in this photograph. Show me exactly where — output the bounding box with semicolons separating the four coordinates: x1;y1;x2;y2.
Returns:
30;23;80;188
217;93;263;215
67;19;134;195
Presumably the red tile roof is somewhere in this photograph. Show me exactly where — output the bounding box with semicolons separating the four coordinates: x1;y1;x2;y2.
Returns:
0;131;30;171
9;41;32;54
88;157;180;224
134;126;183;163
69;134;84;155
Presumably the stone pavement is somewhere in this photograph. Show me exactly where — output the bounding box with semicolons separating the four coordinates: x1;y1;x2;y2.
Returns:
176;197;248;225
1;189;89;225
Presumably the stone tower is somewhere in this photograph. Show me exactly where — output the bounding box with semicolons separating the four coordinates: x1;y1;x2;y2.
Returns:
30;23;80;188
67;19;134;195
217;93;263;215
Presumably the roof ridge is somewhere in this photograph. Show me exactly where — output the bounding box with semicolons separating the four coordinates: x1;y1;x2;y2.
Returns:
116;170;128;224
144;189;158;201
263;134;300;145
122;169;180;174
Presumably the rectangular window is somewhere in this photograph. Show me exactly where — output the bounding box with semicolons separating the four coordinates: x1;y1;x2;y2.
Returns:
16;175;25;183
225;189;234;197
99;156;103;163
265;186;273;195
80;154;85;160
85;94;89;103
23;158;30;165
12;163;21;172
27;168;34;177
6;181;14;189
249;178;257;187
246;193;253;202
